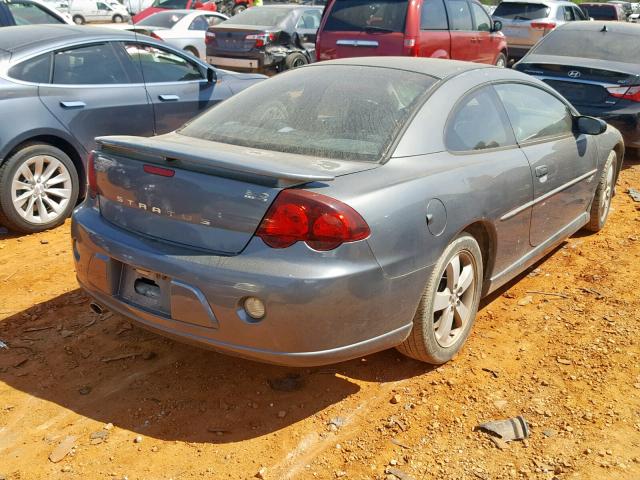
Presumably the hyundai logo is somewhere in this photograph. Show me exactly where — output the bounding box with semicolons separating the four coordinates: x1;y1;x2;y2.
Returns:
568;70;581;79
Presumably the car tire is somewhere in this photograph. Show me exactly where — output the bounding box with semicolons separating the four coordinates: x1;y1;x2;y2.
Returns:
0;144;79;234
584;150;616;232
72;14;85;24
396;234;483;364
284;52;308;70
232;4;245;15
183;46;199;58
112;14;124;23
495;52;507;68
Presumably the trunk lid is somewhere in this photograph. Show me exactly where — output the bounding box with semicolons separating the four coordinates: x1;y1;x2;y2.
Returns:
517;58;640;107
209;25;272;53
94;133;379;254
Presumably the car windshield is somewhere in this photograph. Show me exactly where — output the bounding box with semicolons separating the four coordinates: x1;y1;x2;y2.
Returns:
138;11;187;26
323;0;408;32
580;5;617;19
223;7;292;26
179;65;435;162
532;29;640;61
493;2;550;20
151;0;188;9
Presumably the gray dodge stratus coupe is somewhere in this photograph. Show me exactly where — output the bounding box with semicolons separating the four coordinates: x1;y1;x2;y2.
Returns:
72;58;623;366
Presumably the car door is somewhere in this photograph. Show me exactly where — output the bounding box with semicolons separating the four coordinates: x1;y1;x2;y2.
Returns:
469;1;494;63
123;42;225;134
494;83;598;247
445;0;478;61
417;0;452;58
38;42;154;155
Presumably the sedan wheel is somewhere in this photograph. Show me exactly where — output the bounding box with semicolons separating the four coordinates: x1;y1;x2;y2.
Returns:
585;150;617;232
0;144;79;233
397;234;483;364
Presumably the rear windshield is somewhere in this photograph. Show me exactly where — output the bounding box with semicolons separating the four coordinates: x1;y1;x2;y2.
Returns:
579;5;617;19
493;2;550;20
223;7;292;26
179;65;435;162
138;11;187;26
532;29;640;62
323;0;408;33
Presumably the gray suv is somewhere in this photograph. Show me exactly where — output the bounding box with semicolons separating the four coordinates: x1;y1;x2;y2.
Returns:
492;0;587;60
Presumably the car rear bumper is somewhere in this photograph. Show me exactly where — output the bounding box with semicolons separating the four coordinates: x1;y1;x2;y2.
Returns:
206;49;277;73
71;203;426;366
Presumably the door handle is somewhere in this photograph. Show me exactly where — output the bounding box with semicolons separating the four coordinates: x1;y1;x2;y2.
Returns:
159;94;180;102
60;101;86;109
535;165;549;178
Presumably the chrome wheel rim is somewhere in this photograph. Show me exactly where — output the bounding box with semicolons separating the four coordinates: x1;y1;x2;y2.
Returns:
496;56;506;68
600;162;614;224
11;155;72;225
432;251;476;348
292;57;306;68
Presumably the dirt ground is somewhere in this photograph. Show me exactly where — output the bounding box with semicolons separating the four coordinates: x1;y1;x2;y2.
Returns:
1;159;639;480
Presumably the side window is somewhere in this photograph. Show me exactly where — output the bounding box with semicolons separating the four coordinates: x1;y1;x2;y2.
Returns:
494;83;573;143
296;10;320;29
446;0;473;31
97;2;109;10
555;6;565;20
445;86;515;152
573;6;586;20
7;2;64;24
124;43;203;83
52;43;130;85
205;14;225;27
189;15;209;30
470;2;491;31
421;0;448;30
8;53;52;83
564;6;575;20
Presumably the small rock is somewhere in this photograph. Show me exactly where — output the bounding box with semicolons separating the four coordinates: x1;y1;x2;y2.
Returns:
277;410;287;418
542;429;557;438
389;459;398;466
133;435;143;444
518;296;533;306
557;357;572;365
60;330;74;338
328;417;347;429
49;435;77;463
489;437;509;450
390;394;401;405
60;465;72;473
78;386;92;395
334;471;347;478
255;467;267;479
104;423;114;430
142;351;157;360
40;239;49;245
151;446;158;453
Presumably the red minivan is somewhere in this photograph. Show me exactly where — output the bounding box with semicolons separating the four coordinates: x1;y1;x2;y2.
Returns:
316;0;508;66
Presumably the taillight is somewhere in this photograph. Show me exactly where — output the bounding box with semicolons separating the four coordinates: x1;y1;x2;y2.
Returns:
143;164;175;177
246;32;277;48
87;151;98;198
531;21;556;30
607;85;640;102
256;190;370;251
403;37;418;57
205;30;216;45
149;31;163;41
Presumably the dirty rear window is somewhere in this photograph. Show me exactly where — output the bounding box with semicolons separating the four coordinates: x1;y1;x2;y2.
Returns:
224;7;292;26
493;2;550;20
323;0;408;32
532;29;640;62
179;65;435;162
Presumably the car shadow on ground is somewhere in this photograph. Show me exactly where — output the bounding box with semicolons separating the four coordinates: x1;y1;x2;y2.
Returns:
0;289;434;444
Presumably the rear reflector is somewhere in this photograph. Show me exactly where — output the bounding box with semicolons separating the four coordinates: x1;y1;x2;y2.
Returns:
607;85;640;102
531;21;556;30
143;164;175;177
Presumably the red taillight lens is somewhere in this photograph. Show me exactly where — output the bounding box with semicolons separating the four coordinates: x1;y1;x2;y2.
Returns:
246;32;277;48
150;31;163;41
256;190;370;251
531;21;556;30
607;85;640;102
87;151;98;198
143;164;175;177
205;30;216;45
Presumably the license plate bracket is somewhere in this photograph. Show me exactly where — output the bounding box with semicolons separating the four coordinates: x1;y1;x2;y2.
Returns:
118;264;171;315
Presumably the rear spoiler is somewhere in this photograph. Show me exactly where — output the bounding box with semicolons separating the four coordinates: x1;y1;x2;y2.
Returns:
96;135;336;187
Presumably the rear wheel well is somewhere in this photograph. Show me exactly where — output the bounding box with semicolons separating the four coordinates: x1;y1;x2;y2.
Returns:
5;136;85;199
612;142;624;180
462;221;496;293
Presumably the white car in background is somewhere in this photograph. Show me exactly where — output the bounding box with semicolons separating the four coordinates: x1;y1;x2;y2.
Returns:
116;10;228;59
68;0;130;23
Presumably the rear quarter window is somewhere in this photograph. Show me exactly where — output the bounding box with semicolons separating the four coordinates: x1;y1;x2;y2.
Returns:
323;0;408;32
8;53;52;83
493;2;550;20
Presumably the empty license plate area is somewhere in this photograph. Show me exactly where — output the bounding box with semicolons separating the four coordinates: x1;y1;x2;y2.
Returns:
118;264;171;315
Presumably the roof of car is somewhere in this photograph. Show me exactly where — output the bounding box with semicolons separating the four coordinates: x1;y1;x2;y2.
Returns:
0;25;135;53
496;0;574;4
556;20;640;32
311;57;492;80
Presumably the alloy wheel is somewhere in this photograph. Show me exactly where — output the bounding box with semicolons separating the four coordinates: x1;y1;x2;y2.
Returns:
11;155;72;225
600;163;614;224
432;251;476;348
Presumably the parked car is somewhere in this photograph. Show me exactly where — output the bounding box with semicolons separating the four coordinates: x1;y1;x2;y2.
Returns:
68;0;130;23
0;25;264;233
579;2;626;21
122;10;228;59
0;0;72;25
133;0;217;24
206;5;322;74
72;57;622;367
492;0;587;61
607;0;632;18
316;0;508;66
515;21;640;153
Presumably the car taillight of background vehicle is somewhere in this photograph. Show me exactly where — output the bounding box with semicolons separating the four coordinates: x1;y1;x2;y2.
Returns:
256;190;370;251
531;21;556;30
607;85;640;102
205;31;216;45
246;32;277;48
87;151;98;198
149;31;163;41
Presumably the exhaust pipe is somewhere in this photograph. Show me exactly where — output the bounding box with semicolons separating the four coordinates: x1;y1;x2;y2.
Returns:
90;302;106;315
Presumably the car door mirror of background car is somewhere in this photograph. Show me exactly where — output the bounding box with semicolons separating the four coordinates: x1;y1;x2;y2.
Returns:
576;116;607;136
491;19;502;32
207;66;217;84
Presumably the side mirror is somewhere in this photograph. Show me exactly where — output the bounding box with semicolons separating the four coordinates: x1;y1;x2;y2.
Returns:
576;116;607;135
207;66;217;83
492;20;502;32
